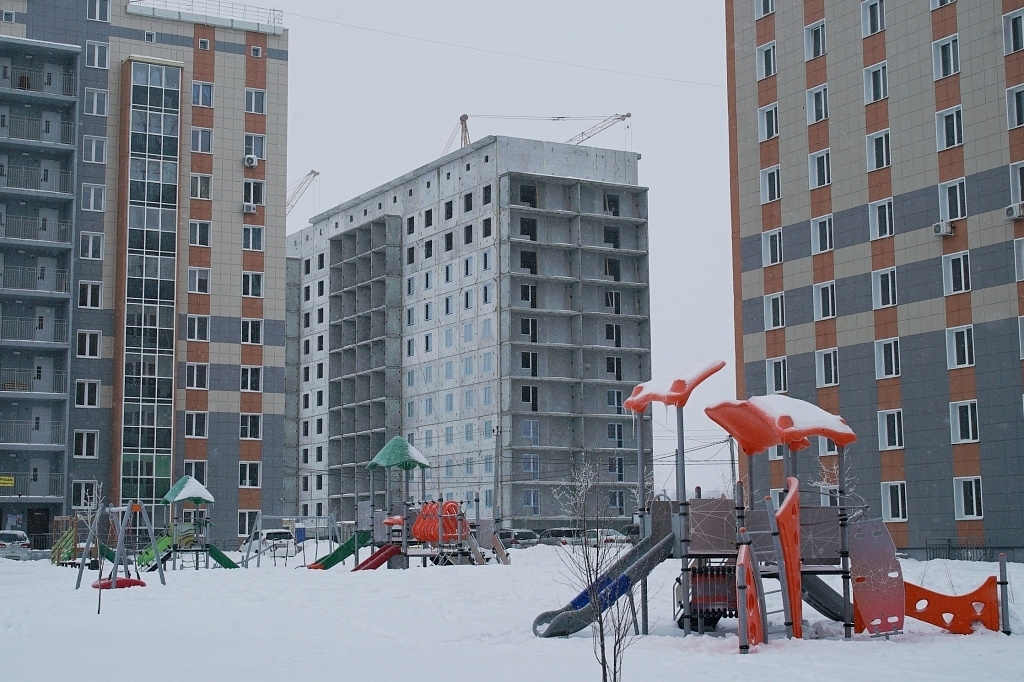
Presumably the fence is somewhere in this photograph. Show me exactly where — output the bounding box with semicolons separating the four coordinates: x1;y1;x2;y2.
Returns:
0;368;68;394
8;116;75;145
1;216;73;243
0;265;71;293
128;0;283;27
0;472;64;498
5;68;76;96
4;166;73;194
925;537;994;562
0;317;70;343
0;420;65;445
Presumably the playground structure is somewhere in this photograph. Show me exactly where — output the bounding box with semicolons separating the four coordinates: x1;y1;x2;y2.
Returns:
533;360;1013;648
74;500;165;590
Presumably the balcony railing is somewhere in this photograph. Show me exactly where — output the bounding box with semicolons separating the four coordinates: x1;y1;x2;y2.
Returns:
0;471;64;497
3;166;73;194
0;369;67;394
4;67;76;97
0;317;69;343
0;420;65;445
0;216;72;243
7;116;75;145
0;266;71;293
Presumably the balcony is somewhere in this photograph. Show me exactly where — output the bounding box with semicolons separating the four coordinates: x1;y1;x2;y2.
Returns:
6;116;75;146
0;317;69;344
2;67;76;97
3;166;73;194
0;471;64;498
0;369;68;394
0;420;65;445
0;266;71;293
0;216;72;244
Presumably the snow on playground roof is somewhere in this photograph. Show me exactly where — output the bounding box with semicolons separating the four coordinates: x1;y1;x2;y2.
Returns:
367;436;430;470
704;395;856;455
161;475;215;505
623;359;725;411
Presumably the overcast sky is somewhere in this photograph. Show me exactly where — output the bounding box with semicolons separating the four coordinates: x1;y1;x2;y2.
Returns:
280;1;735;496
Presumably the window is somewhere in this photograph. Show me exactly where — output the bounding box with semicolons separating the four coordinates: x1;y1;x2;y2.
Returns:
766;357;788;394
444;201;453;221
82;184;105;211
78;281;102;308
866;130;890;171
406;307;415;327
1;10;11;22
764;292;785;330
406;247;415;265
804;21;826;60
818;437;837;457
807;85;829;124
758;103;779;142
1006;10;1024;55
819;486;840;508
951;400;980;443
187;220;210;247
83;136;107;163
72;481;97;509
464;290;474;309
464;193;473;213
237;461;262;489
185;363;209;389
809;149;831;188
85;89;108;116
756;42;776;80
182;315;209;342
942;252;971;295
240;366;262;392
192;81;213;107
244;180;265;205
185;412;208;438
760;166;781;204
464;256;474;276
816;348;839;387
483;386;493;405
198;38;210;50
74;430;98;459
77;331;101;358
244;133;266;159
191;127;213;153
1007;84;1024;129
756;0;774;19
465;424;474;442
522;419;539;446
880;481;907;521
874;338;901;379
75;380;99;407
87;0;110;21
243;226;263;251
864;62;888;103
607;390;624;415
240;414;262;440
242;272;263;297
245;88;266;114
936;106;963;151
862;0;885;37
144;31;155;43
609;490;626;516
80;233;104;260
444;232;454;251
85;41;109;69
939;178;967;221
407;338;415;357
872;267;897;308
953;476;983;520
190;174;212;200
945;325;975;369
813;281;836;320
188;268;210;294
933;35;960;80
464;356;474;375
877;409;903;449
444;264;453;283
869;198;894;239
760;229;783;267
251;45;262;58
769;488;786;509
523;489;539;515
812;214;833;254
445;427;454;445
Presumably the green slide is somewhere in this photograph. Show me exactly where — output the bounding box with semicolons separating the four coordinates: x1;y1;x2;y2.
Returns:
136;535;174;569
98;542;117;563
50;525;77;564
207;543;239;569
308;531;372;570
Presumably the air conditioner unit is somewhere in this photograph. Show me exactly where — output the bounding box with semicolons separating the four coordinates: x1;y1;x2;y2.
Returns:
1006;203;1024;220
242;203;258;214
244;154;259;168
932;221;953;237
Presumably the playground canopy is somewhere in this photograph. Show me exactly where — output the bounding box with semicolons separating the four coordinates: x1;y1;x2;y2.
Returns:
623;359;725;412
704;394;856;454
367;436;430;471
161;475;215;505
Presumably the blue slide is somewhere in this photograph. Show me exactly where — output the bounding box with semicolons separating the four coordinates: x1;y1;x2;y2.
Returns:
532;533;675;638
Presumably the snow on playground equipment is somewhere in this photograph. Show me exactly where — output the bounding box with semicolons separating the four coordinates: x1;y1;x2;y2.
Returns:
75;500;165;590
161;475;238;570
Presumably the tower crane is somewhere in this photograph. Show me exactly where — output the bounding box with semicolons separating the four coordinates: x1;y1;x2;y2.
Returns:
564;113;631;145
444;113;631;154
286;170;319;215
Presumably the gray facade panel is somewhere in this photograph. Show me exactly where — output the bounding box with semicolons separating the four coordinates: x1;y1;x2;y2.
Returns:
784;350;815;402
971;241;1014;291
898;257;943;305
786;285;814;327
209;363;239;392
968;166;1010;217
264;319;286;347
744;360;767;398
834;204;868;250
784;219;812;262
743;296;764;335
835;272;872;317
740;230;762;272
262;365;284;393
894;186;940;235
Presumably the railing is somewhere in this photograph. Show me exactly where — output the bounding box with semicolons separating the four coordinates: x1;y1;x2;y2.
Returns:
0;420;65;445
5;67;76;97
0;472;64;498
4;166;73;194
128;0;283;28
0;265;71;293
925;537;994;562
7;116;75;145
0;317;70;343
0;369;68;394
1;216;73;243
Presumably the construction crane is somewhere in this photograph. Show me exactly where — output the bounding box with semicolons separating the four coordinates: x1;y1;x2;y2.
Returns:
286;170;319;215
444;113;631;154
565;113;631;145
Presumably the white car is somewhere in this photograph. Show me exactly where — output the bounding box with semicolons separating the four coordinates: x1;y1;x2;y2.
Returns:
586;529;631;548
0;531;32;561
240;529;297;558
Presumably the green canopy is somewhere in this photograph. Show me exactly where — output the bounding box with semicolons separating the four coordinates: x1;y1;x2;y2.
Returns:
367;436;430;471
161;475;215;505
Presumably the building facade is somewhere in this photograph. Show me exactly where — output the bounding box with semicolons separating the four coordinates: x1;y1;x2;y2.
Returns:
729;0;1024;558
289;136;652;530
0;0;287;546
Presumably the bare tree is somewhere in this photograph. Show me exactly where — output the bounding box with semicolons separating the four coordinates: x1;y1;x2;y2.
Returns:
554;460;640;682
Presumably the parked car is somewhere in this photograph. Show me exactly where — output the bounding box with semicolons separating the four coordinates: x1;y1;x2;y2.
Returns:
622;524;641;543
538;527;585;547
240;528;297;558
0;530;32;561
585;528;631;548
495;528;539;549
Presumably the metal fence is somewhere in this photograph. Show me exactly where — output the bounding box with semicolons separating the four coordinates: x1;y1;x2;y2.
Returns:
0;368;68;394
0;317;69;343
1;216;73;243
4;166;73;194
7;116;75;145
0;472;64;498
925;537;994;562
5;68;76;96
0;420;65;445
128;0;283;27
0;265;71;293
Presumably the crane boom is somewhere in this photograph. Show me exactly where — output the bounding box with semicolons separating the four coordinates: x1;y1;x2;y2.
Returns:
565;113;631;145
286;170;319;215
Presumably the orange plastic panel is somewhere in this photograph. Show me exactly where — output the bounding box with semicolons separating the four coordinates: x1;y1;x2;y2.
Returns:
775;477;803;639
904;576;1000;634
736;541;765;647
704;400;782;455
411;501;469;543
624;360;725;412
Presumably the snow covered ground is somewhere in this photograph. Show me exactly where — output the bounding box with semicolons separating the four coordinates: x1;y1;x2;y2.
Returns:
2;547;1021;681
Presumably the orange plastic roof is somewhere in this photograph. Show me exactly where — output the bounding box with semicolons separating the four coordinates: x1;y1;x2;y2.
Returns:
624;360;726;412
705;395;856;455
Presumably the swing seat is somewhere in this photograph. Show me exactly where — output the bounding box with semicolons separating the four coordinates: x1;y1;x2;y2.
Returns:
92;578;147;590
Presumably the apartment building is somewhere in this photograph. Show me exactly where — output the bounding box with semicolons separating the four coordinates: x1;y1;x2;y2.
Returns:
289;136;652;530
0;0;287;546
729;0;1024;558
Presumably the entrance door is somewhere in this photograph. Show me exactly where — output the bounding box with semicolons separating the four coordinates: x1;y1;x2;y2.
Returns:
36;256;55;291
38;207;58;241
34;306;53;342
40;111;60;144
28;458;49;496
26;508;49;545
42;64;61;94
30;406;51;444
31;355;52;393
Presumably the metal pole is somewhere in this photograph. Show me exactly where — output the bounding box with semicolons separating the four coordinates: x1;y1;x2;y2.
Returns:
734;480;745;547
766;495;793;639
420;467;427;505
676;405;691;636
636;407;648;635
737;560;749;654
999;553;1011;635
838;445;852;640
